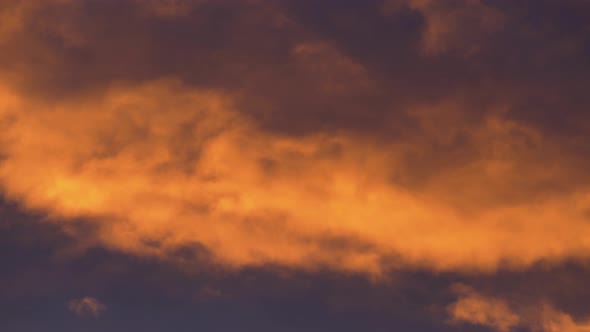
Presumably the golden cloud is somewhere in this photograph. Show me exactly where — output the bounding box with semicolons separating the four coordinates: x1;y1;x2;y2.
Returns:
383;0;505;56
448;285;590;332
1;76;590;275
68;296;106;318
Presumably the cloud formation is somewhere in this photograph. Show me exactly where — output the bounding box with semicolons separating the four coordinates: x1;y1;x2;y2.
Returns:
448;285;590;332
68;296;106;318
2;77;590;275
1;0;590;276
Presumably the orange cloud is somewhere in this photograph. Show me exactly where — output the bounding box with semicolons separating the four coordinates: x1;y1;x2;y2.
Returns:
448;285;590;332
448;284;520;332
1;77;590;276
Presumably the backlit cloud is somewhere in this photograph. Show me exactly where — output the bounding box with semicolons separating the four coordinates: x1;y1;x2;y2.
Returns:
2;77;590;275
1;0;590;277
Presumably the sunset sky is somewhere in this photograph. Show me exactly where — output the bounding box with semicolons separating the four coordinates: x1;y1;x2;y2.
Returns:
2;0;590;331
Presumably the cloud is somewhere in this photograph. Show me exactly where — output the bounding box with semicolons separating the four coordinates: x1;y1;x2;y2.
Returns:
448;285;590;332
382;0;505;56
447;284;520;332
1;0;590;276
68;296;106;318
2;78;590;275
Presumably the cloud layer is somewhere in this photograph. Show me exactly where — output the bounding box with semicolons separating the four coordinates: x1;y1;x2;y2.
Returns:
1;0;590;278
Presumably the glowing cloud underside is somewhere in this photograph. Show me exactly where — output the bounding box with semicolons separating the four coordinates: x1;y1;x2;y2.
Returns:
1;78;590;274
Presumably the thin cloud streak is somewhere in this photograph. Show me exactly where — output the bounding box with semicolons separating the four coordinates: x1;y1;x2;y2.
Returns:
68;296;106;318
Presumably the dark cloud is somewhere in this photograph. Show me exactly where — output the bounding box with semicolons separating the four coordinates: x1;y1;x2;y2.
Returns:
68;297;106;318
3;0;590;139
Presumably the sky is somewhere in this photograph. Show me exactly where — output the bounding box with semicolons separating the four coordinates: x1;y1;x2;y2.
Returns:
1;0;590;331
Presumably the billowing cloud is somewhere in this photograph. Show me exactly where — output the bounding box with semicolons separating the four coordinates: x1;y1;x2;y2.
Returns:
68;296;106;318
448;285;590;332
2;77;590;275
1;0;590;277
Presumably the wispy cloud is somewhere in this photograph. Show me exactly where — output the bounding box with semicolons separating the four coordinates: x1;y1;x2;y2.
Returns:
1;0;590;277
448;284;590;332
68;297;106;318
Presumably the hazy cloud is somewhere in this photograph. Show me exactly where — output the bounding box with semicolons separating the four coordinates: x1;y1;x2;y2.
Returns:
448;285;590;332
68;296;106;318
1;0;590;277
